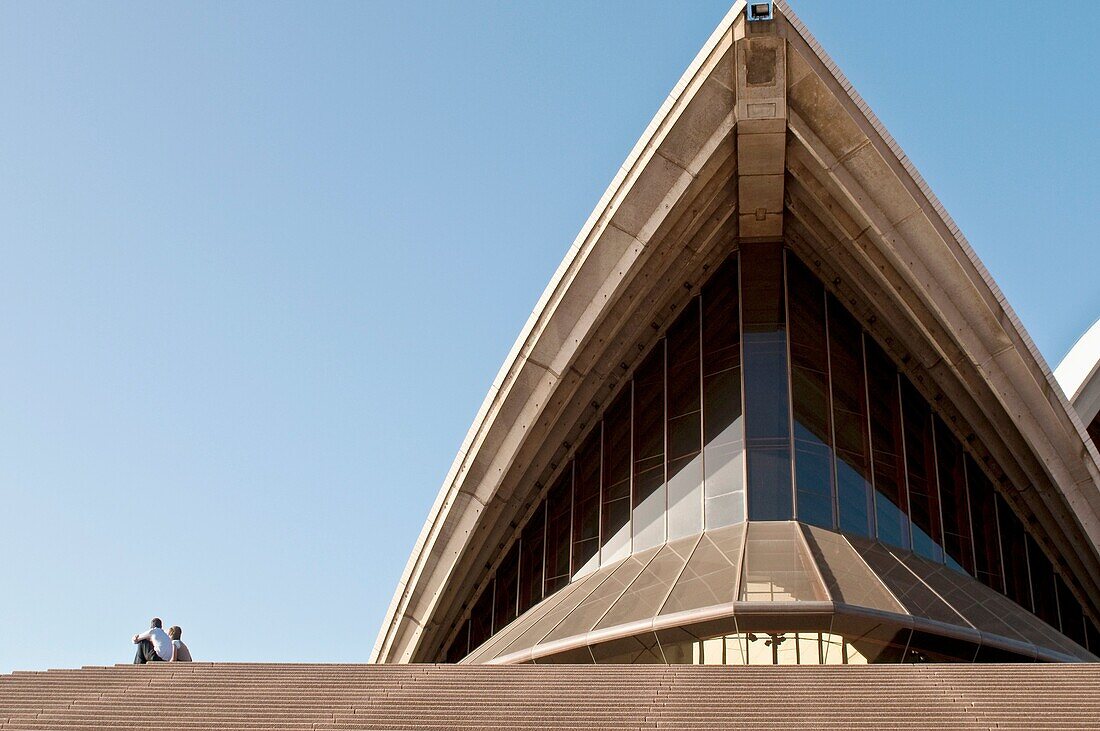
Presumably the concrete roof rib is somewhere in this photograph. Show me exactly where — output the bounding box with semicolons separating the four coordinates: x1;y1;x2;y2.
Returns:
372;0;1100;663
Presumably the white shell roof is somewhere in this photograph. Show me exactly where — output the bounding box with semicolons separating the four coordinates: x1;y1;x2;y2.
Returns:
372;0;1100;663
1056;317;1100;424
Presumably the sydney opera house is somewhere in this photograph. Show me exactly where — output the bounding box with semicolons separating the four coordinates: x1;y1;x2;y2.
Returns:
4;2;1100;729
373;0;1100;668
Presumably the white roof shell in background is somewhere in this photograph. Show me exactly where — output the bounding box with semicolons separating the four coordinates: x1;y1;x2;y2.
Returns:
1057;318;1100;425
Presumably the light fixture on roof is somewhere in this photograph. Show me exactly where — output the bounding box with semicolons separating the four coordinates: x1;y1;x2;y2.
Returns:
747;1;773;22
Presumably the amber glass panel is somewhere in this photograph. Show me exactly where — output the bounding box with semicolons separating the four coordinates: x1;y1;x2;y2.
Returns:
601;388;632;564
544;469;573;595
666;298;703;540
865;342;909;550
1056;574;1087;646
828;299;872;538
934;418;975;576
900;379;943;562
1026;533;1060;629
786;253;834;529
468;584;495;652
701;255;744;529
571;431;601;578
996;494;1033;611
966;458;1004;592
632;343;666;550
518;503;545;614
742;243;792;521
739;522;824;602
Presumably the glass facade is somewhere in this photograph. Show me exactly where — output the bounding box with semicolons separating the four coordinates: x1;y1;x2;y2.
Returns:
442;248;1097;662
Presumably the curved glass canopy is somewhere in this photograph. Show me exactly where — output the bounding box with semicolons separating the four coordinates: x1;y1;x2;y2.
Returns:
461;523;1093;665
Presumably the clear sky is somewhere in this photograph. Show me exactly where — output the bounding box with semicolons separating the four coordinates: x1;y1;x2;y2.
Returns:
0;1;1097;674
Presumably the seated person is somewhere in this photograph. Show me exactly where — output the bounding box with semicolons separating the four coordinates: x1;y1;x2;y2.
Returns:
168;625;192;662
132;617;173;664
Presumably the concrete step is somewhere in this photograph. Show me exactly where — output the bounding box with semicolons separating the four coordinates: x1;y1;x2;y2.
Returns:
2;663;1099;730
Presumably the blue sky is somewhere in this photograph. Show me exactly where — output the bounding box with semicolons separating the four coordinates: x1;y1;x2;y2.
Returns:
0;1;1097;673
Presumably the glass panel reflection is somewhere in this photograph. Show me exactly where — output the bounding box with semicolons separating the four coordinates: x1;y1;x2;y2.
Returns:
518;504;545;615
632;343;666;551
1027;533;1060;630
801;524;903;613
966;457;1003;592
666;298;703;540
543;469;573;595
742;243;793;521
829;301;873;538
739;522;825;602
1057;574;1087;646
540;550;654;644
996;494;1033;612
934;417;975;576
493;544;519;632
787;253;834;530
660;528;742;617
601;389;632;565
866;341;909;550
900;379;943;563
702;256;744;529
595;537;696;630
571;432;601;579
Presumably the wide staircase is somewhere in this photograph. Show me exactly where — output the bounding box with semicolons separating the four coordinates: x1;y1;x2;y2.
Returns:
2;663;1099;729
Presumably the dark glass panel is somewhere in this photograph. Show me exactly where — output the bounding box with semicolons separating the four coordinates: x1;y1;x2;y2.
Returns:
742;243;793;521
571;431;601;578
468;585;494;652
827;298;872;538
445;623;469;663
632;343;666;550
493;544;520;632
995;494;1033;611
903;630;977;663
601;388;632;564
543;469;573;595
1026;533;1060;629
518;503;545;614
974;644;1034;662
1088;413;1100;451
865;342;909;549
666;298;703;540
786;253;834;529
1086;617;1100;654
966;458;1004;592
701;255;744;529
1056;574;1087;646
934;418;975;575
900;379;943;562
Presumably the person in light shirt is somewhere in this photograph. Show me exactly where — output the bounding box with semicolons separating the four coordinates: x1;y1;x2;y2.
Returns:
132;617;173;663
168;625;192;662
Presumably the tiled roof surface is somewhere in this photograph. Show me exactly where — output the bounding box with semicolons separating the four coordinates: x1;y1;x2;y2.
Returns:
2;662;1099;730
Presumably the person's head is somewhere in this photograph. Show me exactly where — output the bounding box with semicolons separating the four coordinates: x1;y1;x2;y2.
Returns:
168;626;182;641
150;618;162;629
